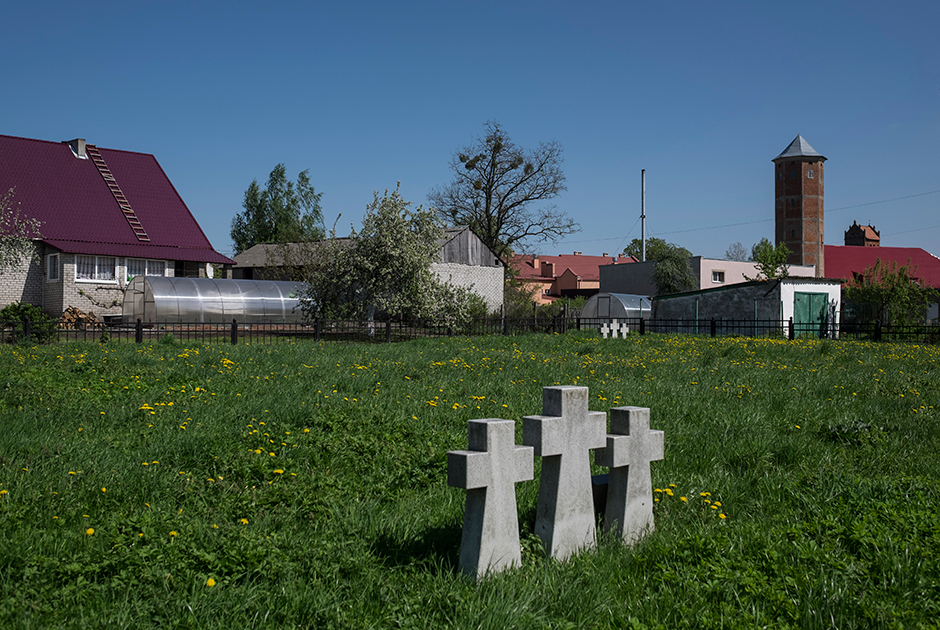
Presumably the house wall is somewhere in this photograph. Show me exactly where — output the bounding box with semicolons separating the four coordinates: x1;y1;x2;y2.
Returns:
694;258;816;289
0;245;44;311
600;260;657;296
431;262;504;313
439;229;502;267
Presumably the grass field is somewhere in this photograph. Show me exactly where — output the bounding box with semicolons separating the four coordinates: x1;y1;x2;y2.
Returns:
1;332;938;629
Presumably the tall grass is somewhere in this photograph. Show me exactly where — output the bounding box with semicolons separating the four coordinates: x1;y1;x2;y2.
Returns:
0;333;938;628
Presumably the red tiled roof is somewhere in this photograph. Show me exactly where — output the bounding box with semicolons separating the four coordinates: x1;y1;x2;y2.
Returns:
824;245;940;288
510;253;631;280
0;135;233;264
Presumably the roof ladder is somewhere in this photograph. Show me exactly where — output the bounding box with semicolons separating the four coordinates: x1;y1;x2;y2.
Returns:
85;144;151;242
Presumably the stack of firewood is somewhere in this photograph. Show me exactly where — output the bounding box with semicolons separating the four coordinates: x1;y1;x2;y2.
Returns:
60;306;103;330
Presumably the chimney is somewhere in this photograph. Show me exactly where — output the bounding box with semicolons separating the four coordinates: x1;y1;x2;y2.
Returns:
573;251;582;256
532;256;540;271
65;138;87;159
602;252;608;257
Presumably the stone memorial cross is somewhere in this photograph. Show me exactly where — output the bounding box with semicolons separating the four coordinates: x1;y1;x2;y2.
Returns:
523;386;607;560
447;418;534;579
595;406;664;544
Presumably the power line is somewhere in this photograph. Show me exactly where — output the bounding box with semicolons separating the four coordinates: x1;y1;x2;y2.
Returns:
557;189;940;245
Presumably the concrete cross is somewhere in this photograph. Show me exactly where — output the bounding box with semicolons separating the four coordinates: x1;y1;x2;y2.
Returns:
447;418;534;579
595;406;664;544
523;386;607;560
599;323;611;338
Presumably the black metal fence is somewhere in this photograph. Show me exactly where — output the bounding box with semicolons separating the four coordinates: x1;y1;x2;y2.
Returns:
1;316;938;346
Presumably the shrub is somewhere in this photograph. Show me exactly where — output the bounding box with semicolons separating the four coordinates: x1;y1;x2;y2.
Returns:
0;302;58;343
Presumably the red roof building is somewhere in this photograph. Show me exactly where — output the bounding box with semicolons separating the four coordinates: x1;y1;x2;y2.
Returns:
511;252;634;304
0;134;233;317
824;245;940;288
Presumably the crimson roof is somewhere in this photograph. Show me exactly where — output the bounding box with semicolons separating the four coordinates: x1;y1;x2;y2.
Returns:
0;135;233;264
511;253;631;281
824;245;940;288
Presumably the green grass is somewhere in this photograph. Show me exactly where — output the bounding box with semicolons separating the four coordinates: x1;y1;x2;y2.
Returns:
1;332;939;629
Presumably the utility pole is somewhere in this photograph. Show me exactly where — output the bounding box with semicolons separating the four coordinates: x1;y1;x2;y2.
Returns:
641;169;646;262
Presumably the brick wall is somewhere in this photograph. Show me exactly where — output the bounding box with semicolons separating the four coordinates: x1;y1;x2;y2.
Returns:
774;159;825;277
431;263;504;313
0;245;43;311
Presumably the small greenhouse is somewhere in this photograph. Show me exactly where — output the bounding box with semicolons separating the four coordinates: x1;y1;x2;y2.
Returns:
580;293;652;320
122;277;308;324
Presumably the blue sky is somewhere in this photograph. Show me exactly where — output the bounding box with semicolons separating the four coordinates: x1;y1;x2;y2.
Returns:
4;1;938;259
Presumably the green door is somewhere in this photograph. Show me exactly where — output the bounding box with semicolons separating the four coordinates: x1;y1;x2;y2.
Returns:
794;292;828;338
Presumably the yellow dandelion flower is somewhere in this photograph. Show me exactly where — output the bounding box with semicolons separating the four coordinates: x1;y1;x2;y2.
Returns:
169;531;178;537
0;489;7;496
273;469;284;474
719;513;727;519
240;518;248;525
86;528;95;536
206;578;216;587
101;487;107;493
680;496;687;503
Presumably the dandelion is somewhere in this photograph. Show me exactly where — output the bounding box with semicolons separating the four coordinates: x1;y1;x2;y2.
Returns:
169;531;178;537
273;469;284;474
719;513;727;519
680;496;687;503
0;489;7;496
101;487;107;493
86;528;95;536
206;578;216;587
240;518;248;525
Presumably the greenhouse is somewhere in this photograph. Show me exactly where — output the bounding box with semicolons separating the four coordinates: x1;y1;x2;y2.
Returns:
122;277;307;324
580;293;652;320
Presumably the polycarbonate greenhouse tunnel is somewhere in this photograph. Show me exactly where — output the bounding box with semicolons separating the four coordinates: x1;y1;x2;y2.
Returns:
580;293;652;319
122;277;308;324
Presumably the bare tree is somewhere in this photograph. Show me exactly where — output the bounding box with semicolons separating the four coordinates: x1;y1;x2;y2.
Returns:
725;241;748;262
429;121;577;258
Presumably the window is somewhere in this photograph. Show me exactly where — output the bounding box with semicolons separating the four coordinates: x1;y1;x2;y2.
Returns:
76;255;116;282
712;271;725;284
543;289;551;295
789;170;797;179
127;258;166;279
807;169;814;179
45;254;60;281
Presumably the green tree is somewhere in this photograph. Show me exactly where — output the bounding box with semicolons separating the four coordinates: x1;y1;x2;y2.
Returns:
230;164;324;255
844;258;938;326
652;245;698;295
300;186;480;329
746;238;790;280
0;188;42;272
429;121;576;258
621;237;675;262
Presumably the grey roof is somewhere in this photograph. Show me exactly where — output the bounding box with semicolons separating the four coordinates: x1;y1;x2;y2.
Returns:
773;135;826;162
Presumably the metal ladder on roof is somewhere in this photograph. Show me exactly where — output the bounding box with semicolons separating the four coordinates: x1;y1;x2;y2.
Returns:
85;144;151;242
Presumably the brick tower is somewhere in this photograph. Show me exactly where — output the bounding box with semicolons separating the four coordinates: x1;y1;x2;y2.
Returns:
773;135;826;277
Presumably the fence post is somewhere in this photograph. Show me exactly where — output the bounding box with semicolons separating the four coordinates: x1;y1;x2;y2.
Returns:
788;317;794;341
386;318;392;343
231;319;238;345
314;318;321;342
22;319;31;342
576;317;581;331
710;317;716;337
134;319;142;343
874;320;882;342
503;315;509;336
639;318;646;335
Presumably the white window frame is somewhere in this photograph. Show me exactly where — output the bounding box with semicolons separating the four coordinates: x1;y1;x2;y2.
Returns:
126;258;166;280
46;253;60;282
807;169;814;179
75;255;117;283
712;270;725;284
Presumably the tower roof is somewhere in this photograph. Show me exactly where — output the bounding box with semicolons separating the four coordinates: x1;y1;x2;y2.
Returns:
773;135;826;162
